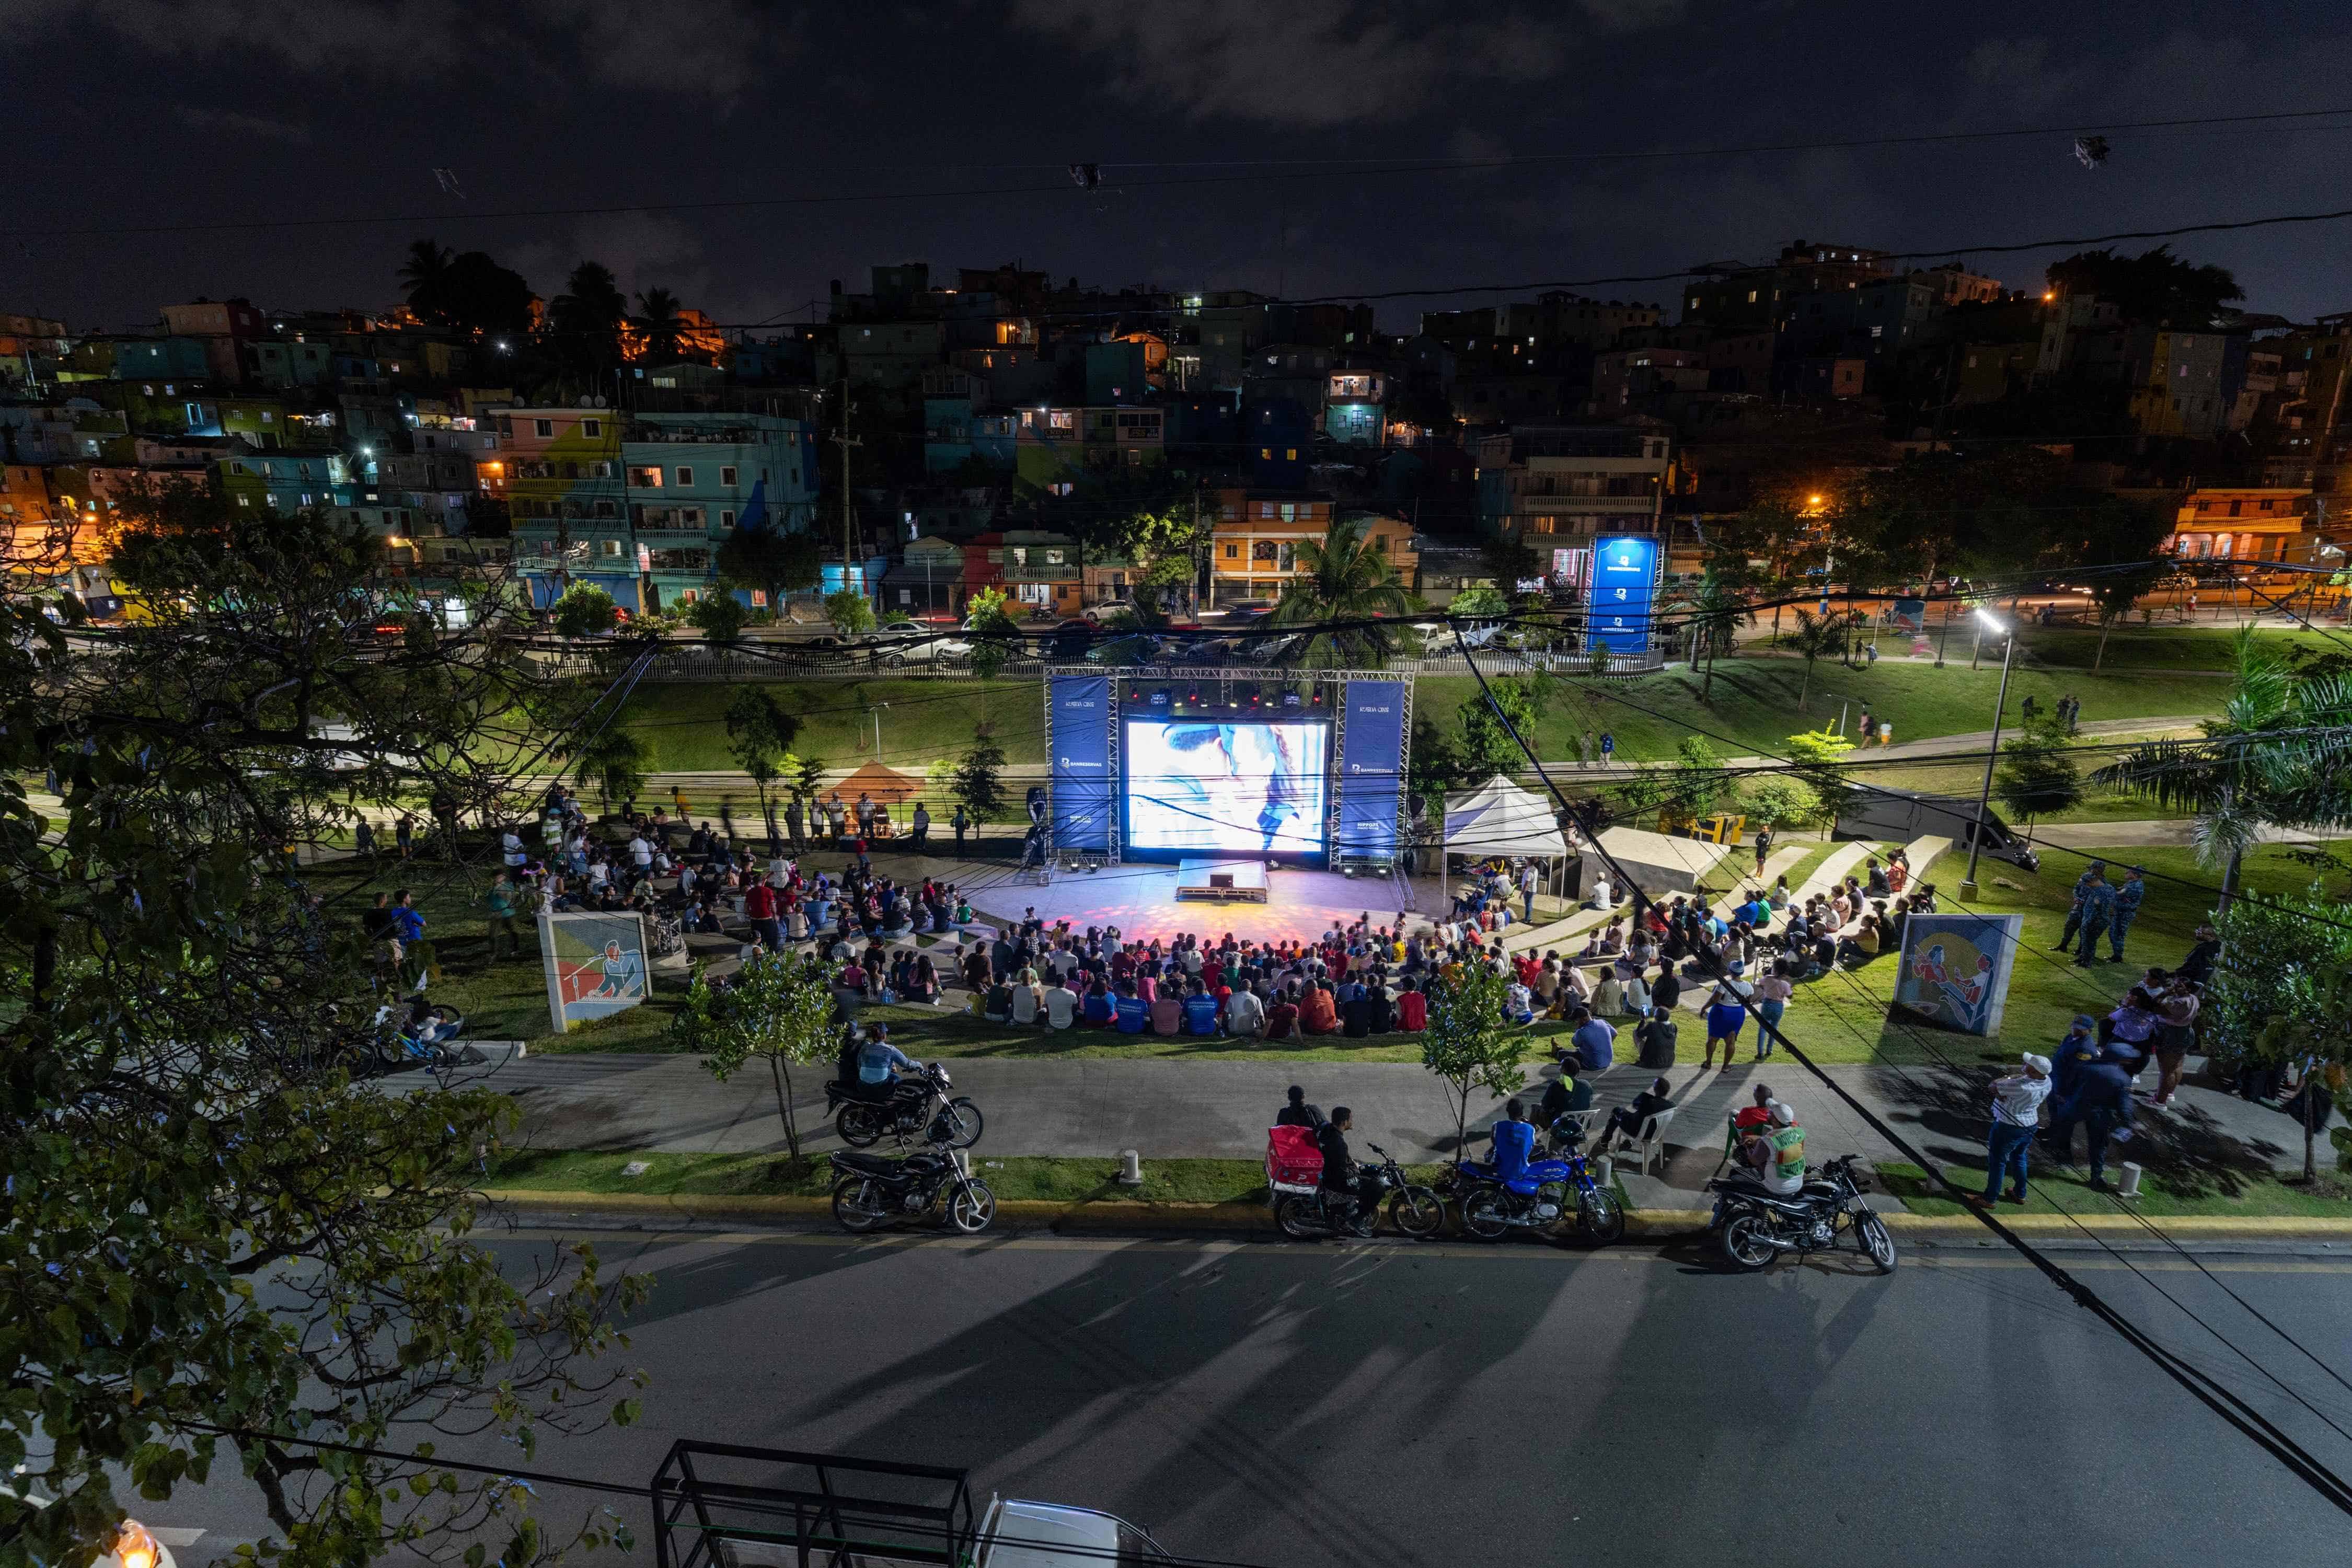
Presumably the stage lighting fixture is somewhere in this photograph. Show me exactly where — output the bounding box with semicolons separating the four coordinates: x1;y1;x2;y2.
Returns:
1187;688;1200;705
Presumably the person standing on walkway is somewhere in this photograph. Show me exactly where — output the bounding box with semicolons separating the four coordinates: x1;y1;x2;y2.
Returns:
2150;978;2200;1105
2056;860;2107;951
912;801;930;848
395;814;415;860
2107;866;2145;961
1751;823;1772;875
2074;869;2116;967
1973;1053;2053;1207
1857;706;1874;748
1518;860;1538;924
952;804;970;857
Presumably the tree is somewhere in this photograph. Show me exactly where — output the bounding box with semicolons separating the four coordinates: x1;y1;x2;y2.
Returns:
675;952;838;1161
1447;584;1510;621
1994;713;2082;843
778;748;827;835
963;584;1019;680
435;250;536;340
1269;514;1414;668
3;488;646;1568
951;723;1010;826
1742;773;1827;832
685;590;750;644
824;587;875;637
1407;715;1466;820
546;259;628;378
2046;244;2245;327
2093;628;2352;913
724;686;799;846
1664;563;1752;701
1458;677;1544;779
568;723;652;814
714;524;822;612
1782;606;1848;711
2209;890;2352;1181
1422;962;1529;1158
631;286;690;364
1667;735;1737;818
552;582;618;638
1784;728;1858;826
397;237;455;315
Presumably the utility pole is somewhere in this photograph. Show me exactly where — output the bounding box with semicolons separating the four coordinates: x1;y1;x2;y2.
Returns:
830;376;862;606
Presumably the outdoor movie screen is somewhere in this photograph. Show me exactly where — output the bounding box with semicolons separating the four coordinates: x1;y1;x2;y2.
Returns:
1123;719;1330;857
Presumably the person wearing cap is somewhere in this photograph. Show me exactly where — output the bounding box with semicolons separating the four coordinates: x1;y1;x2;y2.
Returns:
2042;1019;2104;1155
2072;868;2116;967
1701;961;1753;1070
2055;860;2108;952
1743;1100;1807;1195
1974;1054;2054;1207
2107;866;2147;962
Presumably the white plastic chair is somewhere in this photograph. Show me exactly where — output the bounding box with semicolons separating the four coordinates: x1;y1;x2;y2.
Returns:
1615;1106;1677;1177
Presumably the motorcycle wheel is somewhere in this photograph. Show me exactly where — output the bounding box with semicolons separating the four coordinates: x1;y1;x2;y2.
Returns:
1387;1185;1447;1239
947;1180;996;1234
1858;1213;1898;1274
929;1097;984;1150
832;1177;890;1233
1460;1190;1511;1242
1720;1211;1778;1271
836;1103;883;1148
1273;1194;1320;1240
1576;1189;1627;1246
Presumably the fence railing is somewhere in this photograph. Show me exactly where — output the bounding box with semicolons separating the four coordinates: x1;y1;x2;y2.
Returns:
527;645;1668;683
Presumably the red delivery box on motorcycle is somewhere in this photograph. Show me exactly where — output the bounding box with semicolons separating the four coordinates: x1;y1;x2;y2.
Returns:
1265;1125;1323;1194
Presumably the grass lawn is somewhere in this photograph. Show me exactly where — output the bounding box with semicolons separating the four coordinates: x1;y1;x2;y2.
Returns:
2001;623;2334;673
614;678;1048;773
1875;1161;2351;1219
487;1148;1435;1206
1775;839;2348;1066
1421;655;2233;766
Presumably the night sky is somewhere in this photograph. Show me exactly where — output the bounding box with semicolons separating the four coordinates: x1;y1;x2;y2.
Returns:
7;0;2350;333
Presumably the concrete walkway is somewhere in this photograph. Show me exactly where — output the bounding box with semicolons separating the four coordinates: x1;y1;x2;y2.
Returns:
443;1041;2317;1197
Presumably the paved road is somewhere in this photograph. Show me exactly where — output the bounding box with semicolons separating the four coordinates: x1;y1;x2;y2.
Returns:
133;1227;2352;1568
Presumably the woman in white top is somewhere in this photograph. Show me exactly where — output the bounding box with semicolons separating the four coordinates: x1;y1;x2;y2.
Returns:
1009;967;1043;1026
1622;970;1652;1016
1590;970;1625;1017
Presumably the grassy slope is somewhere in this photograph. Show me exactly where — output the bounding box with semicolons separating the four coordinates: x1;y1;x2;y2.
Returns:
1778;840;2346;1066
610;679;1050;773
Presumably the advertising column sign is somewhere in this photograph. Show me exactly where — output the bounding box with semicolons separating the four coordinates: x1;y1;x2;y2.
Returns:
1048;675;1113;850
1338;681;1405;859
1589;535;1660;653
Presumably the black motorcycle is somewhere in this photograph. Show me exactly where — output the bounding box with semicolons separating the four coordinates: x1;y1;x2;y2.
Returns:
1708;1154;1896;1274
827;1062;984;1149
829;1140;997;1235
1272;1143;1446;1241
1441;1133;1626;1245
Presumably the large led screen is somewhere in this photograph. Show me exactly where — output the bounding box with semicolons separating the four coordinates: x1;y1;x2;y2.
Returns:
1123;720;1329;856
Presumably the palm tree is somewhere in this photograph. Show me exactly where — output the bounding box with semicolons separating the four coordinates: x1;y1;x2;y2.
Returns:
1269;515;1414;669
549;260;627;371
1661;570;1752;701
397;238;454;318
631;286;686;364
2092;628;2352;912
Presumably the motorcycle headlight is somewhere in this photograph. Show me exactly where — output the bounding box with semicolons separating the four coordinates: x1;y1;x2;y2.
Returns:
934;1067;951;1088
116;1521;161;1568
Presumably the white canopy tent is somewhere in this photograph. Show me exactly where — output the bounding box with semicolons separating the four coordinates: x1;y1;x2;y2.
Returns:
1443;775;1572;894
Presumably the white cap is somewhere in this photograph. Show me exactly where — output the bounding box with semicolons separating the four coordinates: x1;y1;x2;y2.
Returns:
2023;1053;2053;1075
1769;1101;1795;1125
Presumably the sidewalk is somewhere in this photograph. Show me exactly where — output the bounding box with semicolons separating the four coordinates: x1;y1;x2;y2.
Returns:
446;1044;2315;1204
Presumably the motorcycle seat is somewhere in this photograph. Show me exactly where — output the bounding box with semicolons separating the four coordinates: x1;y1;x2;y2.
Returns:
1503;1177;1543;1196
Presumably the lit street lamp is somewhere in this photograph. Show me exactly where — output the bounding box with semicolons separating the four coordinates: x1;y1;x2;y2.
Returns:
1961;608;2016;896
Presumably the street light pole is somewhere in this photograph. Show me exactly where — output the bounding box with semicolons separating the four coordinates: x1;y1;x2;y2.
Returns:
1961;610;2016;896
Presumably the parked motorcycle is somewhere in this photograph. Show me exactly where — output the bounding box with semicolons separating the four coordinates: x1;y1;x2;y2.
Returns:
1707;1154;1896;1273
827;1062;984;1149
829;1138;997;1235
1443;1138;1625;1244
1272;1143;1447;1240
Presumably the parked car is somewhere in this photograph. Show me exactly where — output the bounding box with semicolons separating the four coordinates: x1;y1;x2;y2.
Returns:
874;620;974;666
1212;597;1278;620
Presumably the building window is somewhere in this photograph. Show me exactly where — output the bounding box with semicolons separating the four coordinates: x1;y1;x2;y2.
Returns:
1285;448;1298;461
720;509;736;528
1260;447;1272;460
720;466;737;487
629;467;663;488
676;467;694;486
601;539;622;557
1224;544;1239;559
535;419;554;438
582;419;602;437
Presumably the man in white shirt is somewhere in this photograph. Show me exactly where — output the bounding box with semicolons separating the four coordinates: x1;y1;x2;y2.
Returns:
1042;979;1079;1030
629;833;653;873
1588;874;1613;912
1973;1053;2053;1208
1225;985;1266;1038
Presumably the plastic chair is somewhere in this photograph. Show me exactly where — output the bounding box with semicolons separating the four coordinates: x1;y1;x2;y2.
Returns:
1615;1107;1677;1177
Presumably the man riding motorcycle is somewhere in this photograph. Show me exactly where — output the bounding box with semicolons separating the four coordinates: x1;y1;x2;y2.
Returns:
841;1021;921;1103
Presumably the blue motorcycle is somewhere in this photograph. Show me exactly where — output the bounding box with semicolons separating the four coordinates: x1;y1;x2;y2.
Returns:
1443;1132;1625;1244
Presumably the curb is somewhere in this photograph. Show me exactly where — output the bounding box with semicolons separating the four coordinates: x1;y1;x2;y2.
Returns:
485;1190;2352;1239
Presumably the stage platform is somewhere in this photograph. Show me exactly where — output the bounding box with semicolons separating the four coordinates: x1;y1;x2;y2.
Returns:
964;863;1440;947
1175;858;1267;903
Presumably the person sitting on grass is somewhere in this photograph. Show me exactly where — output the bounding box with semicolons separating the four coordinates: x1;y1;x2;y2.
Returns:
1183;978;1221;1036
1299;978;1340;1035
1110;977;1150;1035
1265;985;1302;1041
1397;978;1428;1032
1080;975;1114;1027
1226;979;1267;1038
1148;982;1183;1036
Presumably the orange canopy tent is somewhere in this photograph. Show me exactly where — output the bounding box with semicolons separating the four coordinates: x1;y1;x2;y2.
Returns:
832;761;924;804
